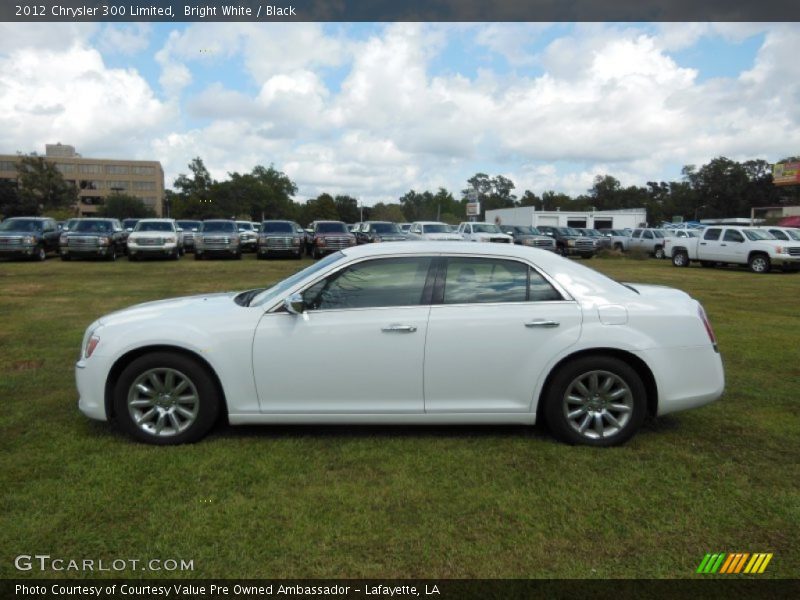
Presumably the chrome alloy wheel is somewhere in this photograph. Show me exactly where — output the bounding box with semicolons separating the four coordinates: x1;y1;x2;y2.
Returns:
562;370;634;440
127;368;200;437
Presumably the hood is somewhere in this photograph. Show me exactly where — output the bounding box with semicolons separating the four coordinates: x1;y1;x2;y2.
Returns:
98;292;239;327
0;229;43;237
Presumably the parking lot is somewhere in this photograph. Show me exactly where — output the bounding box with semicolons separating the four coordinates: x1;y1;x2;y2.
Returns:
1;254;797;578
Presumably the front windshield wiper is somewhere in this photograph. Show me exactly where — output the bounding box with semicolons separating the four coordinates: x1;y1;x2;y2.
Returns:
235;288;267;307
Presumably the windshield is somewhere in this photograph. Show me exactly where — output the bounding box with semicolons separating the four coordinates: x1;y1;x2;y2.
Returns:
472;224;502;233
201;221;236;233
316;222;347;233
262;221;294;233
371;223;400;233
0;218;42;232
653;230;665;238
251;252;344;307
135;221;175;232
177;221;201;231
743;229;775;241
422;224;448;233
237;222;254;231
74;220;113;233
783;229;800;241
561;228;580;235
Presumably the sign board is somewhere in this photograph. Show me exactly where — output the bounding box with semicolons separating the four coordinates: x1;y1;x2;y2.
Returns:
466;202;481;217
773;161;800;186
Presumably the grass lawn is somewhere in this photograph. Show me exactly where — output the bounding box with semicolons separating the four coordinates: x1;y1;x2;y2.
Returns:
0;252;797;579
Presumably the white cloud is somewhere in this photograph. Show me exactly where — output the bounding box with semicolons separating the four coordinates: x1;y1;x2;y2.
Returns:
96;24;152;55
0;44;173;158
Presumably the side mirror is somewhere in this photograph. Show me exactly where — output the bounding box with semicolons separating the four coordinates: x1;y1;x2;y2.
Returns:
126;228;133;232
284;292;305;315
177;227;184;232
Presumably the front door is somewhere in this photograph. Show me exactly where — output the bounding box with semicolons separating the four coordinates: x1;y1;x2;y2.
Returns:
252;256;434;413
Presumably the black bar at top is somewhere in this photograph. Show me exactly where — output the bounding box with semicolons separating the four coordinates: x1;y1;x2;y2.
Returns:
2;0;799;22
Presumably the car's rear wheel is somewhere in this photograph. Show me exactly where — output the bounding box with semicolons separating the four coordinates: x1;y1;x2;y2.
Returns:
113;352;220;445
544;356;646;447
748;253;770;274
654;246;665;259
672;250;689;267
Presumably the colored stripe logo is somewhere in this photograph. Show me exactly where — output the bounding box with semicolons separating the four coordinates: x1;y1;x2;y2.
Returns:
696;552;773;574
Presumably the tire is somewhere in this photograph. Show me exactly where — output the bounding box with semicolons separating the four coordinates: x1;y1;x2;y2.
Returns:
257;252;266;260
558;245;568;257
194;252;203;261
312;247;321;260
748;253;770;274
613;243;623;251
113;352;221;445
107;247;117;262
172;250;180;260
654;246;665;259
672;250;689;268
60;254;71;261
128;254;137;262
234;251;242;260
35;245;47;261
295;251;302;260
543;356;647;447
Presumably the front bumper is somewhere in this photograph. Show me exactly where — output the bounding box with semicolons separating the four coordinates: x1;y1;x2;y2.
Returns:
0;244;38;258
61;246;113;258
76;356;111;422
128;242;178;256
772;255;800;266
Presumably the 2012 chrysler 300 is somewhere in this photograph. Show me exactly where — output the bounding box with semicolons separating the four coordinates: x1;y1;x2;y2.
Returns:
76;242;724;447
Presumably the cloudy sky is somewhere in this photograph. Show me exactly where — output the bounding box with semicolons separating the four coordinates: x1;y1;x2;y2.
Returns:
1;22;799;204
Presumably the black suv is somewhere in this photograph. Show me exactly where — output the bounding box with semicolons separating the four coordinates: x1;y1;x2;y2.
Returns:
354;221;407;244
257;220;305;259
537;226;596;258
0;216;60;261
59;218;127;261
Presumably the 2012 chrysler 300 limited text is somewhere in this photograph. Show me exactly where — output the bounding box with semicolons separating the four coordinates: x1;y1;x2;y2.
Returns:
76;242;724;447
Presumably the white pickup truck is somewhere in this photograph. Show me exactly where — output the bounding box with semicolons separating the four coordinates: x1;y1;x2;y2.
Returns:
666;226;800;273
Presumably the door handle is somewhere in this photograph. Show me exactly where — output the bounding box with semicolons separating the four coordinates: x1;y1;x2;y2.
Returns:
720;244;727;246
525;320;560;328
381;324;417;333
700;242;707;245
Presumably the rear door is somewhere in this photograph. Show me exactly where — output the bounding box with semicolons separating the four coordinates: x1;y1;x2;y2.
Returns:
424;256;581;413
699;228;724;261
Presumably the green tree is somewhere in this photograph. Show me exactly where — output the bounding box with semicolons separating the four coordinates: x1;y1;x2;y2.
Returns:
298;193;340;226
461;173;516;219
15;155;77;214
171;157;215;218
334;195;360;223
98;193;156;219
0;180;37;217
370;202;406;222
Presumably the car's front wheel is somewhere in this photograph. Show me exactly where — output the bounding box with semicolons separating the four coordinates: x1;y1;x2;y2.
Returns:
748;253;770;274
543;356;647;447
113;352;221;445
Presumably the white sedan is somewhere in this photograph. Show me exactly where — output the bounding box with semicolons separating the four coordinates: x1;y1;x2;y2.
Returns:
76;242;724;446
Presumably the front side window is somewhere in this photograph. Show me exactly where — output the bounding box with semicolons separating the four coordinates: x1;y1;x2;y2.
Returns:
443;257;561;304
723;229;744;243
643;230;654;239
302;257;433;311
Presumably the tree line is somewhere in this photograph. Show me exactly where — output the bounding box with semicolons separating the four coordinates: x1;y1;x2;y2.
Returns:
2;154;798;225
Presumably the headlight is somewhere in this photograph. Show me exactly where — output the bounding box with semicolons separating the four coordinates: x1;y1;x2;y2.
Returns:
165;236;176;243
22;235;35;244
293;236;301;244
317;237;326;246
60;234;68;244
81;324;102;359
348;237;356;245
195;235;203;243
98;236;110;246
567;240;576;247
523;239;535;246
259;234;268;242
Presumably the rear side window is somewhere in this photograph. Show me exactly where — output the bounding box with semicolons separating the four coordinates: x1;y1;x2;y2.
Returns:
704;228;722;241
442;257;561;304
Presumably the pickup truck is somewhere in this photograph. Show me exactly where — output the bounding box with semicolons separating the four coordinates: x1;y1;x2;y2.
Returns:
457;222;513;243
667;226;800;273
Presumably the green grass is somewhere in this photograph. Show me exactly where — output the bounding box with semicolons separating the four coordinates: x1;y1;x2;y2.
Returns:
1;254;798;579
